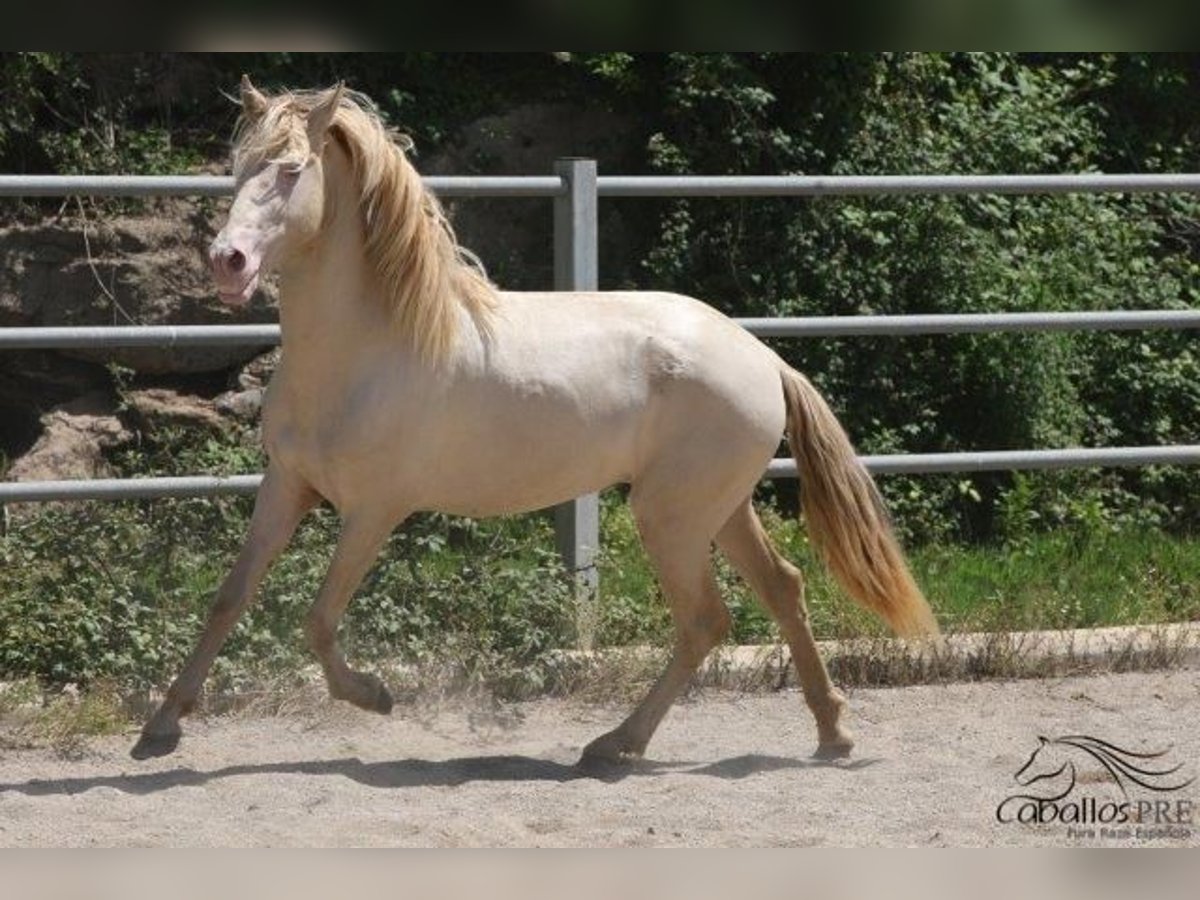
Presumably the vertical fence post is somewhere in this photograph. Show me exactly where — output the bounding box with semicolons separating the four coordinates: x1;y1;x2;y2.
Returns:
553;158;601;647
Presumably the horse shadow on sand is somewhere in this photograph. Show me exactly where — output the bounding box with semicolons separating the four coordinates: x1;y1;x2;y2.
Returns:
0;751;878;798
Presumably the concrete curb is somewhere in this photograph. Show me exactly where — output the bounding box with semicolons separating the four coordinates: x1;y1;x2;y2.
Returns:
550;622;1200;691
715;622;1200;688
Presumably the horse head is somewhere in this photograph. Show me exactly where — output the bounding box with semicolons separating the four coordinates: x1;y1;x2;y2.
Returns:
209;75;345;306
207;76;494;360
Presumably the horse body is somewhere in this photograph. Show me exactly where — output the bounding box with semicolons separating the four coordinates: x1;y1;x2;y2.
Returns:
132;78;937;764
266;285;784;518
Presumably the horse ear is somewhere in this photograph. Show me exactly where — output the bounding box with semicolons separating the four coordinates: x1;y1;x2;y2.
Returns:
240;74;268;118
306;82;346;154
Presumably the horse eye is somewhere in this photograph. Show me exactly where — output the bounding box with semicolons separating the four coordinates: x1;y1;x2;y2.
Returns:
277;165;302;184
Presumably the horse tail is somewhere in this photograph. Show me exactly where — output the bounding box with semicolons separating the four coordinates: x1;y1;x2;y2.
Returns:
780;367;938;637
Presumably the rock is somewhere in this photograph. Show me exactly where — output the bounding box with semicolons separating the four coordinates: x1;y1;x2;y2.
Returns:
432;102;638;178
214;387;264;422
122;388;228;433
212;348;280;422
0;350;106;404
234;348;280;392
0;351;111;463
4;392;131;483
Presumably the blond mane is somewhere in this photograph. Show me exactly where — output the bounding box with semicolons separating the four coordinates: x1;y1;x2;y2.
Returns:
232;86;496;360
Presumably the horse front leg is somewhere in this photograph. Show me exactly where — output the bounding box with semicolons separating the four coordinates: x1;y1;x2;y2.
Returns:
131;466;319;759
305;512;400;714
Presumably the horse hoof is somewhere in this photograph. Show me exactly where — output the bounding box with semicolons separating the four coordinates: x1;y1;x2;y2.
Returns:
813;738;854;761
578;732;643;767
130;730;181;760
341;672;393;715
371;683;394;715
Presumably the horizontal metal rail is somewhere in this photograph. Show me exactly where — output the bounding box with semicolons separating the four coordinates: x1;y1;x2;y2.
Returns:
7;172;1200;199
0;324;281;349
0;174;565;199
0;175;234;197
5;310;1200;350
0;475;262;503
423;176;566;198
5;446;1199;503
741;310;1200;337
769;445;1200;478
597;173;1200;197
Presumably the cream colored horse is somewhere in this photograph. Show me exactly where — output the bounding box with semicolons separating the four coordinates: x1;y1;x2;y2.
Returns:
132;78;937;763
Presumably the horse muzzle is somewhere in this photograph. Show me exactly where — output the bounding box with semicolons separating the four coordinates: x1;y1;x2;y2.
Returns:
209;237;262;307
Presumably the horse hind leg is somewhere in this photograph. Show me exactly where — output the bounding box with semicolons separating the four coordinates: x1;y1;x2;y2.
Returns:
716;499;854;758
580;489;733;765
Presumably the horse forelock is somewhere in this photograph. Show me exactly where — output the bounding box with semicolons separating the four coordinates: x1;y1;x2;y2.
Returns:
231;94;309;177
230;85;496;360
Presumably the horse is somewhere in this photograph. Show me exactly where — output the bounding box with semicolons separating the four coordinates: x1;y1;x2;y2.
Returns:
131;77;938;764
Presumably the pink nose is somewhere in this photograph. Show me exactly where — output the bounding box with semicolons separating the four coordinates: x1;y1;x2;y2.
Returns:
209;241;248;281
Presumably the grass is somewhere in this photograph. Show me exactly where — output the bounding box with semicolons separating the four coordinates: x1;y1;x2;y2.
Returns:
596;499;1200;646
0;678;127;757
913;529;1200;633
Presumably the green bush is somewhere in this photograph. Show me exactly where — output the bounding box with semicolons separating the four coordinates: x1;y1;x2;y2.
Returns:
0;497;578;694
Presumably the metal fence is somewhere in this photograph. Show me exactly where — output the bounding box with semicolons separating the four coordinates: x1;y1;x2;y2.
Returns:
3;165;1200;582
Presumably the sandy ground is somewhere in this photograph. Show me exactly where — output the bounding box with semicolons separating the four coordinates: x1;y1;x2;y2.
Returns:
1;667;1197;847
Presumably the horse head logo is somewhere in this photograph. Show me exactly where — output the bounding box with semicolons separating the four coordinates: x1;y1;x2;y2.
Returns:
1013;734;1193;800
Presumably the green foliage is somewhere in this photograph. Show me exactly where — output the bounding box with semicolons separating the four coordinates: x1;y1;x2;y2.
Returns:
0;53;206;178
0;52;592;182
917;527;1200;633
2;425;577;694
594;490;669;647
595;497;1200;648
0;495;578;695
579;52;1200;541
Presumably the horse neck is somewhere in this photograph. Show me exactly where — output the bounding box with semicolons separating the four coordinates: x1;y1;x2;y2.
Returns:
276;160;390;367
278;233;380;347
